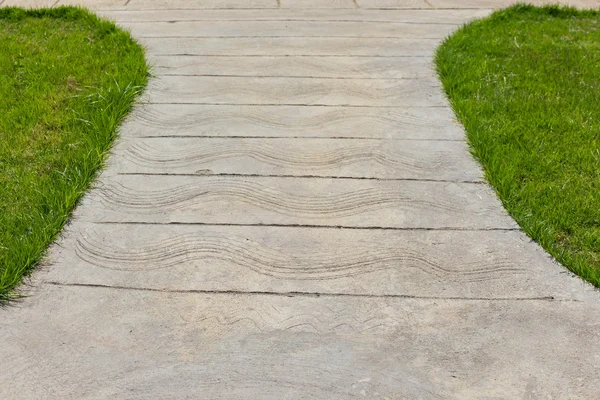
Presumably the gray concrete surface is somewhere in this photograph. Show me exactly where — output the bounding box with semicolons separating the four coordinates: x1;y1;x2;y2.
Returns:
143;76;446;106
118;20;459;38
141;36;441;56
2;1;600;399
117;104;466;139
150;55;438;78
77;175;516;228
112;137;482;179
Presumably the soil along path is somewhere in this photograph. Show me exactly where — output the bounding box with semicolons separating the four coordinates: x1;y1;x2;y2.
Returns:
2;1;600;398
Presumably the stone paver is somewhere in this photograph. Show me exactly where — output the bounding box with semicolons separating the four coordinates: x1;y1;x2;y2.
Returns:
2;1;600;399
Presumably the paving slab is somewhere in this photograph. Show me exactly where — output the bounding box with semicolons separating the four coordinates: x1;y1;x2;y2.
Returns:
149;55;436;79
120;20;458;38
143;75;445;106
98;8;493;23
112;137;482;180
121;103;465;139
140;36;440;56
76;175;514;228
2;284;599;399
42;223;587;299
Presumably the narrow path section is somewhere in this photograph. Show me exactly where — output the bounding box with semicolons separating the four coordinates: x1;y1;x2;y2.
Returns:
2;1;600;399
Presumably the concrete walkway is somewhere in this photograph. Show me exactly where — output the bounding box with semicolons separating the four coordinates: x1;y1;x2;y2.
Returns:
2;0;600;398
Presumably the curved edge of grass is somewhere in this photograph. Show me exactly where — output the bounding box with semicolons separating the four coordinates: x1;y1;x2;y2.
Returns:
0;6;149;302
435;4;600;287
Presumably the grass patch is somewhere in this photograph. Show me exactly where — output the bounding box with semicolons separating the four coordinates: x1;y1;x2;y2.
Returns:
0;7;148;301
436;4;600;286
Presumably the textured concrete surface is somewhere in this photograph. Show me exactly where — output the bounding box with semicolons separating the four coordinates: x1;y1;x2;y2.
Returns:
76;175;516;228
2;1;600;399
141;36;441;56
116;104;466;139
119;20;459;38
143;76;446;106
112;137;482;179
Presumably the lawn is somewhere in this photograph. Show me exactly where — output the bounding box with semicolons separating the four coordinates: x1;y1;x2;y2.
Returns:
0;7;148;301
436;4;600;286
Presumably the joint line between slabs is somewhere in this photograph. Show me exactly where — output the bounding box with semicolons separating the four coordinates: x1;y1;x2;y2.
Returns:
154;74;429;80
150;55;433;59
150;54;432;58
90;221;519;233
135;136;465;142
95;7;489;11
138;35;445;39
149;76;440;83
116;172;484;184
44;282;563;303
117;19;461;25
142;103;446;109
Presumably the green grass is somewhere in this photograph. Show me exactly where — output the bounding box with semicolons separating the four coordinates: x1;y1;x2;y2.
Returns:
0;7;148;301
436;4;600;286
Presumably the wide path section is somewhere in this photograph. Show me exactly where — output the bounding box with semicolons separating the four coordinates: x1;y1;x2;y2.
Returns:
2;1;600;399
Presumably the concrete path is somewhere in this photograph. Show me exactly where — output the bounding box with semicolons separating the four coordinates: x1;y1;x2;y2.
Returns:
2;1;600;398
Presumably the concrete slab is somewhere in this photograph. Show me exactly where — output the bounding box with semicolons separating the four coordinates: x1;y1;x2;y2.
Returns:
2;284;599;399
121;104;465;139
98;8;493;23
76;175;514;228
139;36;439;56
43;223;589;299
143;75;445;106
149;55;436;79
111;137;482;180
120;20;458;38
